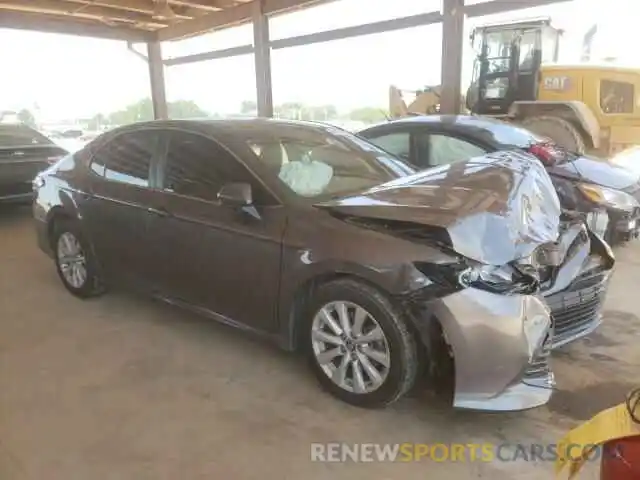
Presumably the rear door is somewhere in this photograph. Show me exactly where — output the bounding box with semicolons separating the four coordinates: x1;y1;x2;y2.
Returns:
81;129;163;287
0;125;66;199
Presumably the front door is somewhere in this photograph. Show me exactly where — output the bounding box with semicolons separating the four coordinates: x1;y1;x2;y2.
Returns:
148;129;285;332
82;129;161;286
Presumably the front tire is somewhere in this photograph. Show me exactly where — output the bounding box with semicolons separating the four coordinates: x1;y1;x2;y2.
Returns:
52;219;105;298
304;279;418;408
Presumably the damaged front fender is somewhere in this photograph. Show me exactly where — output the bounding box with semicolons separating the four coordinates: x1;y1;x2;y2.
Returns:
424;288;554;411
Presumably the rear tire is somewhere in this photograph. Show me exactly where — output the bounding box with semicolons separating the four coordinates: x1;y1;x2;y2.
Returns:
520;115;587;154
304;279;418;408
52;218;106;299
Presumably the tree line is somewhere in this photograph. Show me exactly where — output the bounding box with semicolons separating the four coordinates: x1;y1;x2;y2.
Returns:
239;100;388;124
12;98;389;130
87;98;211;130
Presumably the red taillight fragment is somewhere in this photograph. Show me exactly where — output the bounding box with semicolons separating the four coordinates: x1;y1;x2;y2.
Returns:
528;143;561;166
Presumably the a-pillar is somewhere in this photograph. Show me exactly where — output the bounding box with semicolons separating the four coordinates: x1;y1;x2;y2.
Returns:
252;0;274;117
147;39;169;120
440;0;465;114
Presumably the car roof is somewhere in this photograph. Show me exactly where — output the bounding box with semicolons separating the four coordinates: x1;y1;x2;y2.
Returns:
113;117;341;142
363;114;509;132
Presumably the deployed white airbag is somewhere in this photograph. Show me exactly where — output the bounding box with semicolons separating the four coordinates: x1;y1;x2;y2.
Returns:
279;159;334;197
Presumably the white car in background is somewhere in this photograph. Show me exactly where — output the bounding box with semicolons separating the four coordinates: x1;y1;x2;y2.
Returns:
53;137;86;153
612;146;640;175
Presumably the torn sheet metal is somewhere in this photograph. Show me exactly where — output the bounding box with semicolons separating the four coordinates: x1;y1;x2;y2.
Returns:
316;151;562;265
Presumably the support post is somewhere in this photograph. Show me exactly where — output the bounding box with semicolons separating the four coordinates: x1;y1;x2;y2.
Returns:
440;0;465;114
147;40;169;120
252;0;274;117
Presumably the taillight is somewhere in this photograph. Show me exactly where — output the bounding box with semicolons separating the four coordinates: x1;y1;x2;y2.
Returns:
527;143;562;166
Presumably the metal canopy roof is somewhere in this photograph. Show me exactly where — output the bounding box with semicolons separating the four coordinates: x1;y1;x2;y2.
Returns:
0;0;331;41
0;0;572;119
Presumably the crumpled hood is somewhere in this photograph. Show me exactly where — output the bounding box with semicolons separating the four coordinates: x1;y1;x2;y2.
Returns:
316;151;562;265
549;155;640;190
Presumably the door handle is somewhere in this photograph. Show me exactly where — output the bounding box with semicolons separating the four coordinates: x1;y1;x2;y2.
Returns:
147;206;169;218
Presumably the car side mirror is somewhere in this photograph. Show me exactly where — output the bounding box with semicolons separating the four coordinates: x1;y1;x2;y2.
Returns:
218;182;253;206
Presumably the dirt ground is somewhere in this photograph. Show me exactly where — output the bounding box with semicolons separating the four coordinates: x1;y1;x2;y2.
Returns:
1;205;638;480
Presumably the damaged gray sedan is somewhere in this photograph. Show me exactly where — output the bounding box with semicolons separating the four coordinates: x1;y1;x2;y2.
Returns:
33;119;614;411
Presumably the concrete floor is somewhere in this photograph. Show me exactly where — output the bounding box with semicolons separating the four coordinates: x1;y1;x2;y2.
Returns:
1;206;638;480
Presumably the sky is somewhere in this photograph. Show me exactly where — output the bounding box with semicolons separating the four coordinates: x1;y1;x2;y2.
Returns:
0;0;637;122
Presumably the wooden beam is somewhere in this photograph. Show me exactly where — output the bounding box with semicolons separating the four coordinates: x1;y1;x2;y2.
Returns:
163;9;442;65
262;0;332;17
0;9;152;40
253;0;273;117
464;0;572;17
62;0;194;18
440;0;465;114
157;0;573;44
157;1;250;40
163;44;253;65
270;11;442;49
158;0;332;41
170;0;245;11
0;0;171;26
147;40;168;119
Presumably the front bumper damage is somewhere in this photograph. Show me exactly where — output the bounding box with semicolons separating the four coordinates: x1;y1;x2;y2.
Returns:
541;225;615;349
322;151;613;411
427;289;554;411
404;224;613;412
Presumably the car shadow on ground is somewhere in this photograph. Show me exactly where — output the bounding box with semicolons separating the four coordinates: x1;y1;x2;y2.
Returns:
119;278;640;445
85;286;559;444
0;204;32;225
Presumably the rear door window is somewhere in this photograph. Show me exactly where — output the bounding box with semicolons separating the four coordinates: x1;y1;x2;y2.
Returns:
365;132;411;160
90;130;158;187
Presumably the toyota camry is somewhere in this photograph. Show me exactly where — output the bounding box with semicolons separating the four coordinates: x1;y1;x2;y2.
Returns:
33;119;613;410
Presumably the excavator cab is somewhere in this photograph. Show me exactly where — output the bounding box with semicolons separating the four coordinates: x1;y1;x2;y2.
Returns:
467;18;562;115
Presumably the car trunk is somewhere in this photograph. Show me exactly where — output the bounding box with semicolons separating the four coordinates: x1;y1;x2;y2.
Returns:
0;145;66;198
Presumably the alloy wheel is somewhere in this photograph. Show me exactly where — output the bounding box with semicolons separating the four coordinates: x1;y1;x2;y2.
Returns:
56;232;87;289
311;301;391;394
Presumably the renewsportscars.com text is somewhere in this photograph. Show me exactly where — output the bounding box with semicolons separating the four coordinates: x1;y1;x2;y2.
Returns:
310;442;621;463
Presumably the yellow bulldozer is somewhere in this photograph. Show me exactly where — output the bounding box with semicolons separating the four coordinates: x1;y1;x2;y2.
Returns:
389;17;640;157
